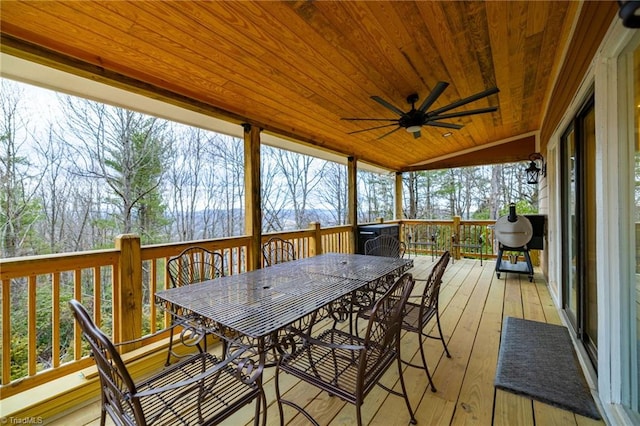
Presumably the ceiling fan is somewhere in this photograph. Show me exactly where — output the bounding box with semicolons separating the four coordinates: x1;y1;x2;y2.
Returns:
341;81;499;140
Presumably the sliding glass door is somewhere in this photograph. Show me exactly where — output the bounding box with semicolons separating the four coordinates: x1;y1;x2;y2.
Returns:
623;35;640;417
561;95;598;365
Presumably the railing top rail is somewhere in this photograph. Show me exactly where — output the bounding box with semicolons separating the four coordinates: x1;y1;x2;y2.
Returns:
141;236;252;259
1;249;119;280
261;229;314;240
318;224;352;233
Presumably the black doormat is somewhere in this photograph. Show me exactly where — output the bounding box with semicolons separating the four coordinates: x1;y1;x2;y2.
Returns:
494;317;601;419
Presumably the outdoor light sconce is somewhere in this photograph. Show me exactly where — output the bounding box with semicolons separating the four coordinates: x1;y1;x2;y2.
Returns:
618;1;640;28
525;153;545;185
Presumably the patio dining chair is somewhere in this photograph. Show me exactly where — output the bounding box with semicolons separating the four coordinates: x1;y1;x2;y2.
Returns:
69;299;264;426
165;246;224;366
363;234;407;296
401;250;451;391
262;236;296;266
363;233;406;258
274;272;418;426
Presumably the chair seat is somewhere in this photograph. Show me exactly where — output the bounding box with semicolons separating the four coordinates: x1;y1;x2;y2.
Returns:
126;352;260;425
401;301;437;333
278;328;396;404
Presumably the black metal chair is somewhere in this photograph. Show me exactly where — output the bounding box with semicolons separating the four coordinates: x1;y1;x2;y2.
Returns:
262;237;296;266
69;299;264;426
451;234;484;265
274;272;418;426
363;234;407;297
407;232;438;260
401;250;451;391
363;233;406;258
165;246;224;365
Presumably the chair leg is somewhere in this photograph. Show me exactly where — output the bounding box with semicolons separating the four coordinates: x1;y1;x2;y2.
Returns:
274;365;286;426
166;330;175;366
435;310;451;358
253;386;265;426
418;331;437;392
396;357;418;425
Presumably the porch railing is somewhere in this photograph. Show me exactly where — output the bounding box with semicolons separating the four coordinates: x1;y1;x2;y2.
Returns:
402;218;497;260
0;219;492;398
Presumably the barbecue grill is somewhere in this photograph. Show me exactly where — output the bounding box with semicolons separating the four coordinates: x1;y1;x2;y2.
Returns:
494;204;535;281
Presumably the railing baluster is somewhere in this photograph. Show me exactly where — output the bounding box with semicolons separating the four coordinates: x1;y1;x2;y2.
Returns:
52;272;60;368
2;278;11;384
28;275;36;376
74;269;82;360
94;266;101;328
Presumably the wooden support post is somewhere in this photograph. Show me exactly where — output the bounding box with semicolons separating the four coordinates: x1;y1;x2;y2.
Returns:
310;222;322;256
347;156;358;254
452;216;461;260
394;172;403;220
115;234;142;352
395;172;405;243
243;123;262;271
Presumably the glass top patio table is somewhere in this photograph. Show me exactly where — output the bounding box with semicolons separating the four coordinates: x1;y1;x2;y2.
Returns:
154;253;413;339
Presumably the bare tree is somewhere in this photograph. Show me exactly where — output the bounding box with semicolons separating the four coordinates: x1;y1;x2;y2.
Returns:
316;162;348;225
61;98;169;240
404;171;419;219
207;134;244;237
489;164;502;219
358;170;394;222
0;80;44;257
261;145;290;232
165;126;207;241
273;149;325;229
33;126;76;252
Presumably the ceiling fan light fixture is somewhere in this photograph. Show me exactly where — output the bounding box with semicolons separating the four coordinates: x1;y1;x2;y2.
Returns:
341;82;499;140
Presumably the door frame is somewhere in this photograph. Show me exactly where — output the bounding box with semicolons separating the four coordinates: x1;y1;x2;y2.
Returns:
560;93;597;365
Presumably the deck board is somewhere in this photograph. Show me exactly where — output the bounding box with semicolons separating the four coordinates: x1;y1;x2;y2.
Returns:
51;258;605;426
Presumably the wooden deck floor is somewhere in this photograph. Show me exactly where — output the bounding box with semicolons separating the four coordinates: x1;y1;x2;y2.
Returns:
52;257;605;426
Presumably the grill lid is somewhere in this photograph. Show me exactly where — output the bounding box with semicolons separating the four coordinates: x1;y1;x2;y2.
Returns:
494;204;533;248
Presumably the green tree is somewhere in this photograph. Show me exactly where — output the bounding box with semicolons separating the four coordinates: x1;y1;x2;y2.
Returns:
130;131;169;244
61;99;170;246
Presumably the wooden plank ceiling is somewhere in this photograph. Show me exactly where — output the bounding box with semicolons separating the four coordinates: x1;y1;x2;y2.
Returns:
0;1;578;172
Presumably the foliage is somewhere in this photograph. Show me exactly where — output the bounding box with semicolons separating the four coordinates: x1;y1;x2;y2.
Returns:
403;164;537;221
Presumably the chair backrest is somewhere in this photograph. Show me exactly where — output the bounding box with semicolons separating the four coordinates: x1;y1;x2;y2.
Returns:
364;234;406;258
420;251;450;314
68;299;145;425
262;237;296;266
167;246;224;288
359;272;415;375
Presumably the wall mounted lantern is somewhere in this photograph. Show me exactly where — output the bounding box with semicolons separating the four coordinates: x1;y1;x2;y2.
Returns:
618;1;640;28
525;153;545;185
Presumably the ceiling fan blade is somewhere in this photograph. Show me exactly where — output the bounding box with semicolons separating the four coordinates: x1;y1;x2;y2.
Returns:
341;117;398;122
347;123;399;135
425;121;464;130
371;96;406;116
430;106;498;120
412;130;421;139
418;81;449;112
429;87;499;116
376;126;402;140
